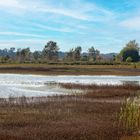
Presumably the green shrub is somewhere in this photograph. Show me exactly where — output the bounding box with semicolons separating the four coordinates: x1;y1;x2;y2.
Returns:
126;57;133;63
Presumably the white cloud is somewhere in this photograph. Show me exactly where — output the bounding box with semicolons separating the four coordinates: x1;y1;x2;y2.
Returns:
0;0;87;20
37;7;89;21
0;0;124;53
120;17;140;30
34;1;114;21
0;0;18;7
0;31;47;38
0;0;24;9
32;23;74;33
0;42;15;48
0;0;114;22
0;39;45;50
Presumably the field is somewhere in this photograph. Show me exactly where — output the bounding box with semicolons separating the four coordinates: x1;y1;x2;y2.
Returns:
0;63;140;75
0;84;139;140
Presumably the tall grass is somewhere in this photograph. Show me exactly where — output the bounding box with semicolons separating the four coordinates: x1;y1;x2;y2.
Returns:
119;94;140;134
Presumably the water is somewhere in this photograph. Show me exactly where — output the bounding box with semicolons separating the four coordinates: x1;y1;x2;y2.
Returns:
0;74;140;98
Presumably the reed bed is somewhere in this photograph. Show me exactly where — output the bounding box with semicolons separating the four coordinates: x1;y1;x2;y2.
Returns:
59;83;140;98
0;84;139;139
59;83;140;90
119;94;140;135
0;96;122;140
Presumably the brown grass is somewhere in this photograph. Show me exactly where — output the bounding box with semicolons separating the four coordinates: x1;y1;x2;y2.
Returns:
0;99;121;140
59;83;140;98
0;64;139;75
0;84;139;140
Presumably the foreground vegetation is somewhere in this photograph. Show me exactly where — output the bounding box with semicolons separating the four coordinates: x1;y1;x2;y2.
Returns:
0;84;140;140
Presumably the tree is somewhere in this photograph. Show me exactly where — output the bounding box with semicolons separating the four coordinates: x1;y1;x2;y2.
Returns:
115;54;123;62
43;41;59;61
0;55;10;63
120;40;139;62
16;48;22;62
21;48;31;62
16;48;31;62
88;46;100;62
33;51;41;61
81;54;88;61
9;47;15;53
74;46;82;61
65;49;74;61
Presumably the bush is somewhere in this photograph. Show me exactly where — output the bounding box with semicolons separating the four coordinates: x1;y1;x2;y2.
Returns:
126;57;133;62
120;40;139;62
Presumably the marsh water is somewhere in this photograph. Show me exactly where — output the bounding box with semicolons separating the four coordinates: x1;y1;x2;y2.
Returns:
0;74;140;98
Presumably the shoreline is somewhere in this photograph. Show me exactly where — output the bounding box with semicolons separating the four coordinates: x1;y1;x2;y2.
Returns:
0;64;139;76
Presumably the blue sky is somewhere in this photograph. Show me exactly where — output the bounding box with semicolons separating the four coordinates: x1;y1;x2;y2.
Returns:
0;0;140;53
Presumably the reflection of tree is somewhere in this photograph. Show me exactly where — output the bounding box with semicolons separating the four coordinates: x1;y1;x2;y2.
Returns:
121;81;139;86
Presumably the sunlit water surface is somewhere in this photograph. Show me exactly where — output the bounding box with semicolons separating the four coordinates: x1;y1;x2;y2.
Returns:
0;74;140;98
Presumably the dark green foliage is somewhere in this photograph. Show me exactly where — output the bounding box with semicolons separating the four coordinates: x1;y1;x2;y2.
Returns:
120;40;139;62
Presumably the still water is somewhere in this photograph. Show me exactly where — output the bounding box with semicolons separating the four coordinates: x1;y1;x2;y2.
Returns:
0;74;140;98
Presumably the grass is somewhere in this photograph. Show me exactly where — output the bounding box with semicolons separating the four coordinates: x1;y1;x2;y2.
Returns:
0;84;139;139
0;63;140;75
119;95;140;135
0;98;121;140
59;83;140;98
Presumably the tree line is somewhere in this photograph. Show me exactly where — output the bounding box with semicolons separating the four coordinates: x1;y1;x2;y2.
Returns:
0;40;139;64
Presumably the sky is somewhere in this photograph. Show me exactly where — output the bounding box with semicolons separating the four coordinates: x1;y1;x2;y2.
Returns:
0;0;140;53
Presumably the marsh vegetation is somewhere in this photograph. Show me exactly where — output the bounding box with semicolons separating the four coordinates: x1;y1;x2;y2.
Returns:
0;83;139;140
